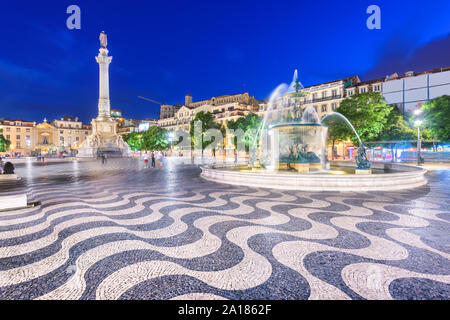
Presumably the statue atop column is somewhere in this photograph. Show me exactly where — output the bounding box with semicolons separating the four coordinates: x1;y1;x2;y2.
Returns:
100;31;107;48
77;31;130;158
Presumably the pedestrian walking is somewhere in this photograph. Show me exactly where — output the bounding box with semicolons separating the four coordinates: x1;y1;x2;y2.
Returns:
143;152;149;168
101;153;108;165
151;151;155;168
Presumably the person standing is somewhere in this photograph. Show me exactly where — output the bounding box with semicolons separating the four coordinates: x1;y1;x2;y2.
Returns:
151;151;155;168
3;162;15;174
143;152;149;168
157;151;163;168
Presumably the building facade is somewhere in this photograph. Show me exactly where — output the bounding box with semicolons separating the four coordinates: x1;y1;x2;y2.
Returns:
0;119;35;156
51;116;92;152
158;92;262;132
0;116;92;156
382;67;450;114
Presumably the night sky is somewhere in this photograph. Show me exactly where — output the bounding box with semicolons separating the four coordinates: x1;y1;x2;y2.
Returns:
0;0;449;124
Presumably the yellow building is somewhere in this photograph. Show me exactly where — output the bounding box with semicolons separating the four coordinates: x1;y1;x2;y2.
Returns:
51;116;92;153
0;116;92;156
0;119;35;156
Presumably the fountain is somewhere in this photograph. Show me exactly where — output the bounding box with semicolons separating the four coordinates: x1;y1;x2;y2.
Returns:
200;70;427;191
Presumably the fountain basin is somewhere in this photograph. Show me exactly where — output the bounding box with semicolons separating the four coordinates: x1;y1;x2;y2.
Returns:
267;123;328;172
200;161;427;191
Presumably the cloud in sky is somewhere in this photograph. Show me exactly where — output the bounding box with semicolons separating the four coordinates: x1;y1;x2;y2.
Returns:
363;33;450;79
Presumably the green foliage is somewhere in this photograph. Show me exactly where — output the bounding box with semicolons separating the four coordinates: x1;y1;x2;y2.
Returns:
189;111;220;152
0;128;11;152
336;92;392;145
376;106;416;145
420;95;450;141
124;126;169;151
123;132;144;151
226;113;262;152
323;116;350;145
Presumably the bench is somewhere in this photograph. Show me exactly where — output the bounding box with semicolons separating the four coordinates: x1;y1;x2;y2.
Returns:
0;194;27;211
0;174;20;181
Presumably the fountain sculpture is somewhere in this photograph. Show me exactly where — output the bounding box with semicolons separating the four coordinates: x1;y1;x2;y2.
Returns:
200;70;427;191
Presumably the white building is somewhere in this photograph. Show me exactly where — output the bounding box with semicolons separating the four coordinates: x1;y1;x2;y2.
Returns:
382;67;450;114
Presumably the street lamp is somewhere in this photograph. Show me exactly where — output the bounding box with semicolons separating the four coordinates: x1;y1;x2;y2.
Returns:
414;109;423;166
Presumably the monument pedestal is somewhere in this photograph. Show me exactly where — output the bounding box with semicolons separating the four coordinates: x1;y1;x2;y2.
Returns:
355;169;372;174
292;163;309;172
78;119;130;158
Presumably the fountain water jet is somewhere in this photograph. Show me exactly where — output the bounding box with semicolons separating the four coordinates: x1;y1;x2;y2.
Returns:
200;69;427;191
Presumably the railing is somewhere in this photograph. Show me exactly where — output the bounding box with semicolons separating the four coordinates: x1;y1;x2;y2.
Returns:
300;94;342;104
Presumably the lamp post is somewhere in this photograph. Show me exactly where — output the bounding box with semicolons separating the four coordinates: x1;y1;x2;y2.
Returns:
414;109;423;166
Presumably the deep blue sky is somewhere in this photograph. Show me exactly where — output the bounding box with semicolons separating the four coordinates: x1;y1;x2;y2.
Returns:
0;0;449;123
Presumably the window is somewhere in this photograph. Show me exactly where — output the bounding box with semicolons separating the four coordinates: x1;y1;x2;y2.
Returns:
26;128;30;132
60;130;64;134
322;91;327;98
332;103;337;111
374;85;380;92
6;127;10;132
85;131;88;135
312;93;318;100
60;136;64;141
348;90;354;96
313;105;318;112
16;135;20;140
332;89;337;97
321;105;327;112
360;87;366;93
16;142;20;148
6;135;10;140
16;128;20;132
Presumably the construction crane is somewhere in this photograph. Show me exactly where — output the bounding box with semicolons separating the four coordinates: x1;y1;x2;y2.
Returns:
138;96;165;105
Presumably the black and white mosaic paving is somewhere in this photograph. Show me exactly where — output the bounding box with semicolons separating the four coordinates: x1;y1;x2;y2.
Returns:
0;158;449;300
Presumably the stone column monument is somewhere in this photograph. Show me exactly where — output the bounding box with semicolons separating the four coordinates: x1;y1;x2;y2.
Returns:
77;31;130;158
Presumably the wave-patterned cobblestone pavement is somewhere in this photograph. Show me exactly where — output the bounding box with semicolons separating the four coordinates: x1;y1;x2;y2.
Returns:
0;159;449;300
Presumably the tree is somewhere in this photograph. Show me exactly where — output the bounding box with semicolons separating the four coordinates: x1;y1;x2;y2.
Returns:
189;111;220;158
123;132;144;151
376;106;415;161
420;95;450;141
0;128;11;152
124;126;169;151
226;113;262;152
322;116;351;160
336;92;392;145
142;126;170;150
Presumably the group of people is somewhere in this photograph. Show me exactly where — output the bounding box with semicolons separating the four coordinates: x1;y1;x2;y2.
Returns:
36;154;45;163
0;158;14;174
143;151;164;169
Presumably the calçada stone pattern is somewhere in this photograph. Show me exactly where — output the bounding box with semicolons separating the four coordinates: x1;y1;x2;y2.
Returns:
0;158;448;299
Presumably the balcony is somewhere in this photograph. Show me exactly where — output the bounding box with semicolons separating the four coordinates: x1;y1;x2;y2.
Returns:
300;94;342;104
